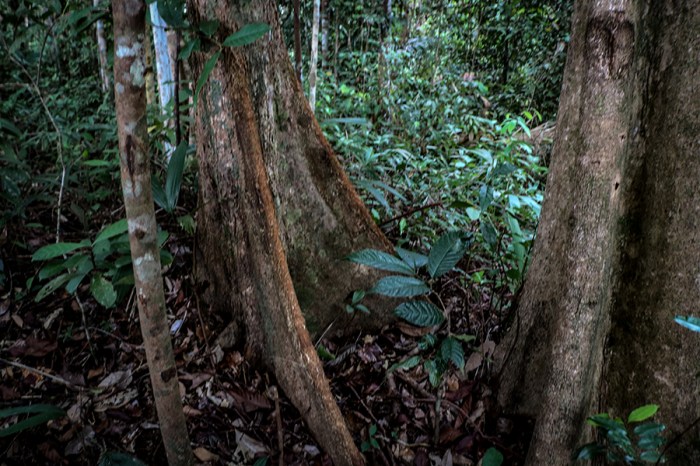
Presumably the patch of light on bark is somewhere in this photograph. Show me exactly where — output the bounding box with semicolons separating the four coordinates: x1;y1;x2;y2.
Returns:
130;58;146;87
115;41;142;58
133;253;156;281
116;83;125;94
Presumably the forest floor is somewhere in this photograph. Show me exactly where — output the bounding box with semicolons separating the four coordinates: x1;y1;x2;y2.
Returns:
0;198;533;466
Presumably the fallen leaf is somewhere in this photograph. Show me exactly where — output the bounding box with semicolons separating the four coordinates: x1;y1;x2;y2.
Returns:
193;447;219;462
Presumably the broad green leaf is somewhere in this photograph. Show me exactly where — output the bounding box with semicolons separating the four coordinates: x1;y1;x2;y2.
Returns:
387;355;421;374
675;315;700;333
98;451;148;466
0;404;65;438
90;275;117;308
165;141;188;211
453;333;477;344
372;276;429;297
94;219;128;244
492;162;517;178
222;23;271;48
251;457;268;466
466;207;481;221
395;247;428;270
156;0;185;28
65;270;92;295
440;337;465;369
479;184;493;210
633;422;666;437
480;220;498;247
198;20;219;36
347;249;415;275
394;301;444;327
152;176;168;211
628;404;659;423
481;447;504;466
35;273;72;302
32;241;90;261
427;231;467;278
194;50;221;107
637;435;665;450
38;253;90;280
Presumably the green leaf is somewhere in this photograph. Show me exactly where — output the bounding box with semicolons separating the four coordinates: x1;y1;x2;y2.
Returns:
440;337;465;369
453;333;477;344
395;247;428;269
639;451;664;462
98;451;148;466
424;359;441;387
0;404;65;438
633;422;666;437
675;315;700;333
394;301;445;327
178;38;200;60
222;23;271;48
368;275;427;297
194;50;221;108
156;0;185;28
152;176;168;211
35;273;72;302
479;184;494;210
198;20;219;36
427;231;467;278
251;457;269;466
481;447;504;466
32;241;90;261
317;344;335;361
347;249;415;275
480;220;498;247
387;355;422;374
90;275;117;308
165;141;188;211
94;219;128;244
572;443;605;460
628;405;659;423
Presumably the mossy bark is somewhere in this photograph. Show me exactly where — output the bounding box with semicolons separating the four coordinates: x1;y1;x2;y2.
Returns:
496;1;700;464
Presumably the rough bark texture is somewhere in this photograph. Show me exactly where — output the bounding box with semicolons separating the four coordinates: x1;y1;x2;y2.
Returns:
188;1;391;463
496;1;700;464
111;1;194;465
293;0;302;82
192;0;393;340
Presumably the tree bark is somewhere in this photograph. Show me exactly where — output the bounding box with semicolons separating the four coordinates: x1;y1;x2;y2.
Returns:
94;0;110;94
188;0;396;463
111;1;194;465
149;2;175;158
191;0;393;340
293;0;302;82
308;0;321;112
496;1;700;464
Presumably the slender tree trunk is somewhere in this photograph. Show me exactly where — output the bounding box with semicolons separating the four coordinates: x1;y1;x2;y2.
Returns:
293;0;302;82
111;2;194;465
144;20;156;106
320;0;329;69
188;0;396;462
309;0;320;112
94;0;110;94
149;2;175;158
496;1;700;464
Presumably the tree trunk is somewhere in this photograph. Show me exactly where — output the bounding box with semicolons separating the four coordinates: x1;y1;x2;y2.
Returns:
188;0;396;463
308;0;321;112
293;0;302;82
111;1;194;465
496;1;700;464
94;0;110;94
320;0;329;69
149;2;175;158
